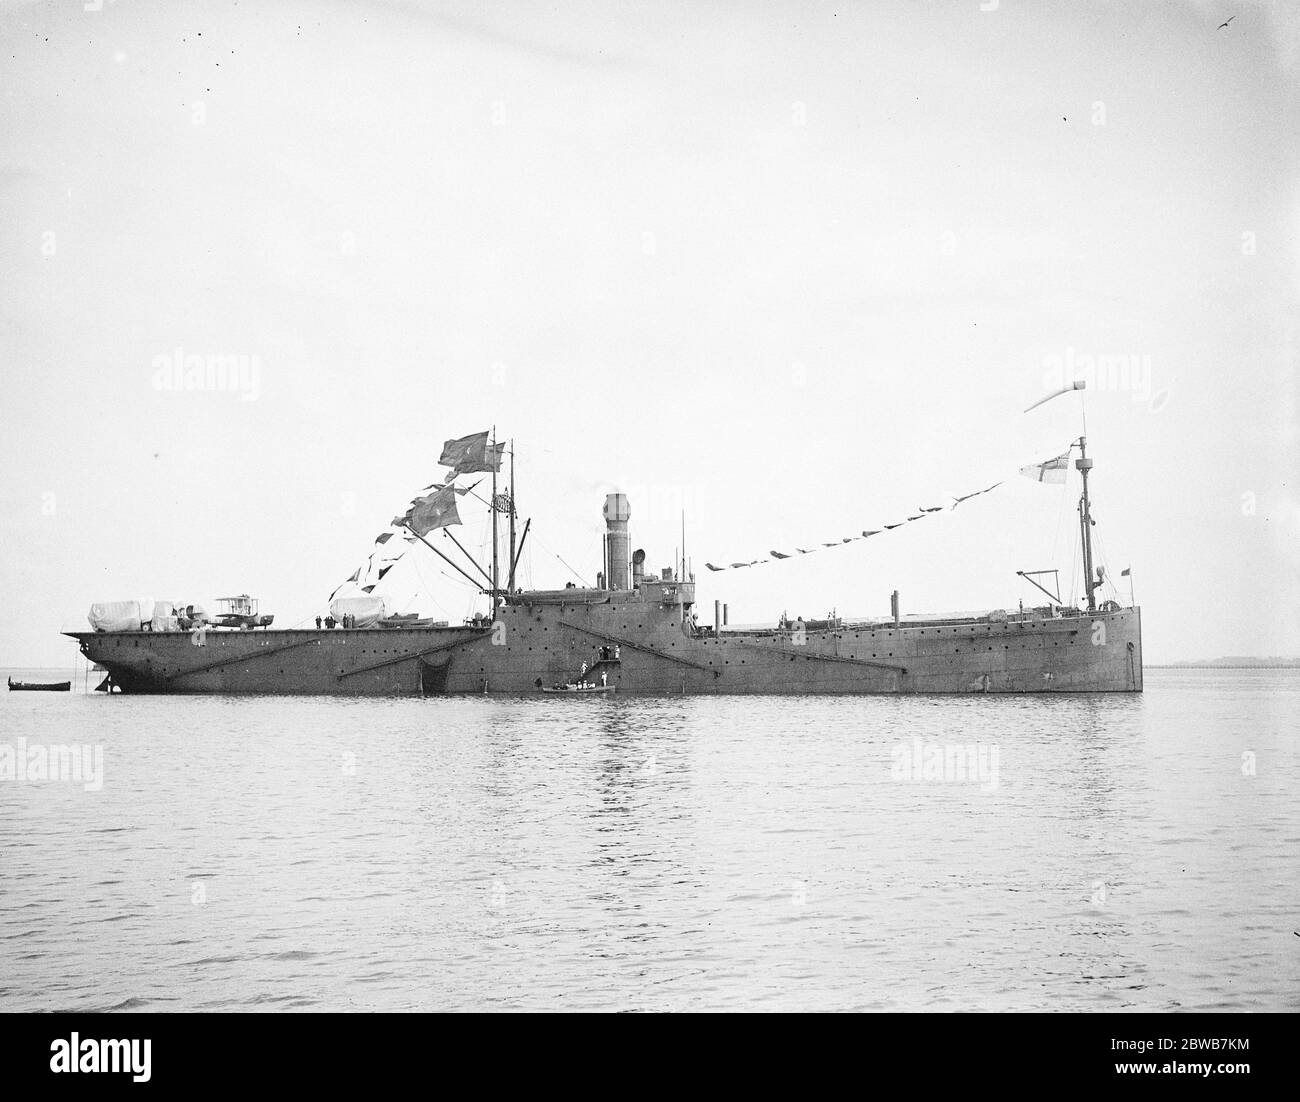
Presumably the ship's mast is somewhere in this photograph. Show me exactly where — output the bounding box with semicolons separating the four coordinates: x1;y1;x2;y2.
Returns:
490;426;499;604
1076;435;1096;612
1025;379;1099;612
507;439;517;592
681;510;686;582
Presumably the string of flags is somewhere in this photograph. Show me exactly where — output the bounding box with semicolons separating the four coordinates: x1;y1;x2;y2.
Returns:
702;445;1076;573
702;479;1001;572
328;429;501;599
324;432;1077;591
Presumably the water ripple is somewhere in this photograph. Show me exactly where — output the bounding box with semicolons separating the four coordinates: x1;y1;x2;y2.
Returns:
0;670;1296;1011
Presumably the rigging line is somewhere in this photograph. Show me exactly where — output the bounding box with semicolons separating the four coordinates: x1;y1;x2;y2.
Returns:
406;554;452;618
553;551;590;587
410;535;479;594
1055;476;1076;605
1049;463;1073;566
1039;440;1084;568
461;553;481;619
1092;527;1107;575
1081;483;1118;603
478;508;495;602
1067;519;1082;607
405;557;444;616
397;566;421;615
1092;529;1121;602
408;559;451;609
442;528;493;587
462;484;503;514
528;528;591;586
476;505;491;563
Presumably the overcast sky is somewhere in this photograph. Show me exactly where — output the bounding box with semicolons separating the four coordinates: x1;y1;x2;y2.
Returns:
2;0;1297;665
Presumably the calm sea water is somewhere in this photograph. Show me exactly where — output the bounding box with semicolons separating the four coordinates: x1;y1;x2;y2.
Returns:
1;668;1295;1012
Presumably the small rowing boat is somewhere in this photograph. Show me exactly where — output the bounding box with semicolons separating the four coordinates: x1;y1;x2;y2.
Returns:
8;678;71;692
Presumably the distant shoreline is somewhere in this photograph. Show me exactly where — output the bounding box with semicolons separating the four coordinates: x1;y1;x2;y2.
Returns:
1146;663;1300;670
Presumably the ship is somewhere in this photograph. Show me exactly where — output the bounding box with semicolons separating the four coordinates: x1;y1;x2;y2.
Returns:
68;414;1142;696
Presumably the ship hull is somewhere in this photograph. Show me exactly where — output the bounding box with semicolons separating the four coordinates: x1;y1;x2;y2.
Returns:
69;602;1142;696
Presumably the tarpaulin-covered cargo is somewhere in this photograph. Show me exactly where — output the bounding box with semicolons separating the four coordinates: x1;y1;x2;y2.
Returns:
88;599;154;632
329;595;386;628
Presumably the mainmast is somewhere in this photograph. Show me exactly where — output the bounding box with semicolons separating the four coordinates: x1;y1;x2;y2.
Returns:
1076;436;1096;612
1025;379;1102;612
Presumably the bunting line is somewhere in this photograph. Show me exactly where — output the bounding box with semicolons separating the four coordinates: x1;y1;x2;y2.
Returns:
701;477;1010;573
702;443;1074;573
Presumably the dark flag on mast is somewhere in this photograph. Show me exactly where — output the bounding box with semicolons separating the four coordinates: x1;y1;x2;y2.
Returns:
439;431;505;475
393;485;462;536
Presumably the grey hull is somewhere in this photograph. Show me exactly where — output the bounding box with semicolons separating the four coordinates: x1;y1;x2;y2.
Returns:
70;596;1142;696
